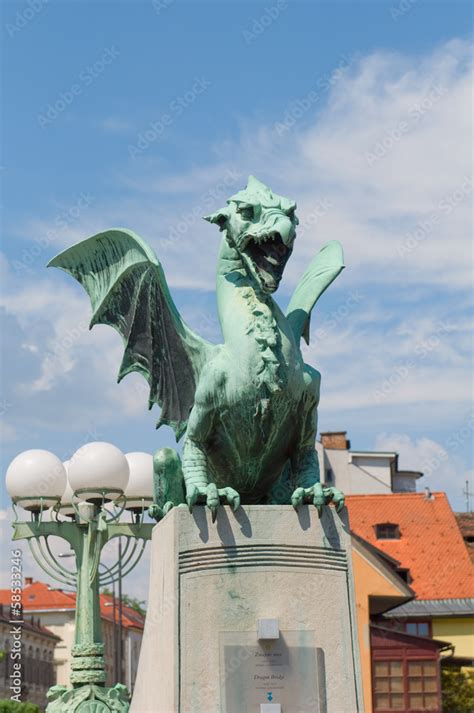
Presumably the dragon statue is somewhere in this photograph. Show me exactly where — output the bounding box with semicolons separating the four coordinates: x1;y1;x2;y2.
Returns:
49;176;345;521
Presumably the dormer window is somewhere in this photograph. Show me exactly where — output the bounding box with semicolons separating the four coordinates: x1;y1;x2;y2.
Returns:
376;523;400;540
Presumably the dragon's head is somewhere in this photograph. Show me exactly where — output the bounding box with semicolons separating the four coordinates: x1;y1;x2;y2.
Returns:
205;175;298;294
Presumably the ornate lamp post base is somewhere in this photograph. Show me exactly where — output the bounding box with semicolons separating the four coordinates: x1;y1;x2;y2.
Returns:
46;683;130;712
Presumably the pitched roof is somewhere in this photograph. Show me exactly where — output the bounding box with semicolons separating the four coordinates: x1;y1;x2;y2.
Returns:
0;581;145;630
99;593;146;630
0;581;76;611
0;602;60;641
384;597;474;618
347;492;474;601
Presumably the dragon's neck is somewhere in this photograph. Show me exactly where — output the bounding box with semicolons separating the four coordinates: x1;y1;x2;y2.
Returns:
216;238;285;392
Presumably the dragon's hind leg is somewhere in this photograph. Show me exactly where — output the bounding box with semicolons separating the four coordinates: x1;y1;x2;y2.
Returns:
148;447;186;521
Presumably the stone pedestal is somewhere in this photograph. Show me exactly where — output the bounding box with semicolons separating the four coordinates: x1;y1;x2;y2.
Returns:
131;505;364;713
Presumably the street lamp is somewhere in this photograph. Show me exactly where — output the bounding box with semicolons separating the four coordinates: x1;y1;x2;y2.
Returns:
6;443;154;713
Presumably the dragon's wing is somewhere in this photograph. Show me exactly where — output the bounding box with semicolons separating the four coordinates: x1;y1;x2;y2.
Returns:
286;240;345;345
48;228;215;440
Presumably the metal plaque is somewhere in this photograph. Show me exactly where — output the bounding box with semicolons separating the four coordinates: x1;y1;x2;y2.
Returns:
220;630;325;713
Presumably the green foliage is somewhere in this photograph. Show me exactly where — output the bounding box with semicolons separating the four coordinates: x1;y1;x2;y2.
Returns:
442;667;474;713
101;588;146;617
121;594;146;618
0;701;40;713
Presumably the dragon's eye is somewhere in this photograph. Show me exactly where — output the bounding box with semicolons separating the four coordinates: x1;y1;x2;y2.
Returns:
237;204;254;221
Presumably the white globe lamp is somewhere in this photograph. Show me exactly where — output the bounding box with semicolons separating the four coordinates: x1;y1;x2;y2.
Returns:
6;450;67;512
68;442;129;502
124;452;154;511
58;461;75;516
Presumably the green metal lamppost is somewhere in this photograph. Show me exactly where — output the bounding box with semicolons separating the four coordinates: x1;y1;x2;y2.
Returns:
6;444;154;713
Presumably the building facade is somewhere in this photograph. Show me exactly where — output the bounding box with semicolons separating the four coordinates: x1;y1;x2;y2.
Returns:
317;431;422;494
0;580;146;695
348;491;474;712
0;602;59;710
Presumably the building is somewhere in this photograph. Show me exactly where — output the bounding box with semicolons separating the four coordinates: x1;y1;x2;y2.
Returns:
350;533;452;713
351;533;414;712
317;431;423;494
347;491;474;712
0;602;59;710
0;580;146;693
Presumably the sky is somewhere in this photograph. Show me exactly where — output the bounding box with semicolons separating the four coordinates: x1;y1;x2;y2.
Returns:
0;0;473;598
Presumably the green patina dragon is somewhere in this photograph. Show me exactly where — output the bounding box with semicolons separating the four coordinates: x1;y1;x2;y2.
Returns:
49;176;345;521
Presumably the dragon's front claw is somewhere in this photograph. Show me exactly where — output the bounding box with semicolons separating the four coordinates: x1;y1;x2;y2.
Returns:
218;487;241;513
291;482;344;517
291;487;306;509
186;485;200;512
148;500;175;522
324;486;345;513
186;483;241;521
148;503;164;521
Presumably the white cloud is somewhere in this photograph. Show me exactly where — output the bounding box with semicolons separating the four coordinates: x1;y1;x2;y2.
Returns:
11;39;472;294
1;38;472;515
374;431;473;511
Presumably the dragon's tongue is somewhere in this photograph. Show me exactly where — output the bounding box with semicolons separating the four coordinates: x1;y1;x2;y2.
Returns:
260;268;276;290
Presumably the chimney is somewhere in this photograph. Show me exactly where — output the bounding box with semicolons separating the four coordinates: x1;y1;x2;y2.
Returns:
320;432;350;450
25;577;33;586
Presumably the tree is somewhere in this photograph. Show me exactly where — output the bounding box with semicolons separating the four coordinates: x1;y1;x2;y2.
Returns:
0;701;40;713
101;588;146;618
442;668;474;713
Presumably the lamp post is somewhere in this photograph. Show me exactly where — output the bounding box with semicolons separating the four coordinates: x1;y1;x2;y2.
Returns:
6;444;154;713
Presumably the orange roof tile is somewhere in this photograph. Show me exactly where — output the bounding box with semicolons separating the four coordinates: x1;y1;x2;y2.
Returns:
0;581;76;610
0;581;145;629
347;492;474;601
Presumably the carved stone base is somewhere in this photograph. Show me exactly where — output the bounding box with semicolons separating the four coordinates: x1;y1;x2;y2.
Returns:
46;683;130;712
131;505;364;712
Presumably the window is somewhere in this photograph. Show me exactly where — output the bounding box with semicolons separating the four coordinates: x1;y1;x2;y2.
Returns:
374;660;404;710
407;660;439;710
376;523;400;540
373;658;440;712
397;568;411;584
325;468;334;484
405;621;430;637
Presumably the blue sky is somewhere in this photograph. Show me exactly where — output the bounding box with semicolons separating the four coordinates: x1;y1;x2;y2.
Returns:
1;0;472;594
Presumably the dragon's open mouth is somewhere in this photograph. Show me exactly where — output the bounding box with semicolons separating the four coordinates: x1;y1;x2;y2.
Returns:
243;233;291;293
